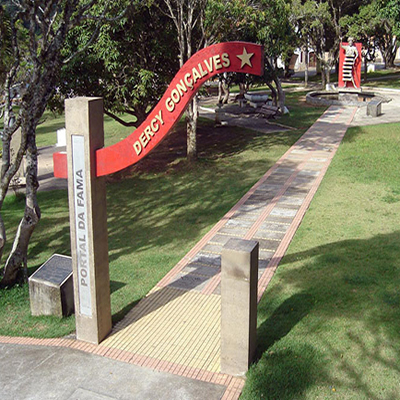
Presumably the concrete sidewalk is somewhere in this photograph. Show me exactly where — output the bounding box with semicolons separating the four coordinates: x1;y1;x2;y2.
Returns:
351;88;400;126
0;343;225;400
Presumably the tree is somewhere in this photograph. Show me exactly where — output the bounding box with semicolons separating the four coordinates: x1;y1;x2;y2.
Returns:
341;0;399;70
0;5;12;90
376;0;399;68
56;2;179;128
205;0;295;112
257;0;296;110
292;0;336;88
161;0;207;162
382;0;400;37
292;0;366;88
340;3;380;82
0;0;124;287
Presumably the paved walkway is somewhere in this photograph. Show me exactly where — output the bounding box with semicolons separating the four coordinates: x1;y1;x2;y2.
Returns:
1;105;358;399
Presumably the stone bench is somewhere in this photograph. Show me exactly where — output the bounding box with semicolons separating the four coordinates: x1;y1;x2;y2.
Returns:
259;104;279;119
367;99;382;117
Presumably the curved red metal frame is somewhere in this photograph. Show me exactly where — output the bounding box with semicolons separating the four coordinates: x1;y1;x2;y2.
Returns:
53;42;264;178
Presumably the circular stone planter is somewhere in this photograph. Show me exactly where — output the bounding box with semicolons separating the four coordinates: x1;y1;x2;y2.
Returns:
306;90;385;107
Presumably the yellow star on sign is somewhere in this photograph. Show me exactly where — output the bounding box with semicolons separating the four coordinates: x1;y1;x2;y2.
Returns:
237;47;254;68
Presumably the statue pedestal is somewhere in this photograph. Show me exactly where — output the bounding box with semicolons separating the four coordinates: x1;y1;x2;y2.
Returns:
338;88;361;103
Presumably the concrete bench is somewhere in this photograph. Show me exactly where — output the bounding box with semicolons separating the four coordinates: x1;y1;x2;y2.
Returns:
367;99;382;117
260;104;279;118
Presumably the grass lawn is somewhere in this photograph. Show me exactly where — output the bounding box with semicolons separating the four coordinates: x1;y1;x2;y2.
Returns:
291;67;400;87
242;122;400;399
36;110;135;148
364;75;400;89
0;90;326;338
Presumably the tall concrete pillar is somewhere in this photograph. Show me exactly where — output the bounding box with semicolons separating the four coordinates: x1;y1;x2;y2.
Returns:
221;238;258;376
66;97;111;344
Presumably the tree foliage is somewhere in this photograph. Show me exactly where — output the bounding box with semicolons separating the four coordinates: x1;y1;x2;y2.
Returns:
340;0;399;69
205;0;295;110
57;2;179;127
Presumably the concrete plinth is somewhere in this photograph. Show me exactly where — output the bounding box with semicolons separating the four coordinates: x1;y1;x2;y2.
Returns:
367;100;382;117
66;97;111;344
338;90;359;102
221;238;258;376
29;254;74;317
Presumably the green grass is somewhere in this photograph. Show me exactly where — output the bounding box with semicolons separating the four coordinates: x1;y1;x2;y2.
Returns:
278;91;325;130
364;67;400;80
0;90;326;337
36;110;135;148
293;67;400;90
242;122;400;399
0;128;301;337
364;76;400;89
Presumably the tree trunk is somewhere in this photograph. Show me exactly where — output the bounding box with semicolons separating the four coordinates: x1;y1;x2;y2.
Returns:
218;80;223;103
239;83;247;97
387;47;397;68
1;204;40;286
222;82;229;104
364;56;368;83
380;44;395;69
304;51;309;88
0;215;6;264
186;97;198;162
267;83;277;106
321;66;326;89
326;66;331;88
0;125;40;287
273;77;285;113
218;78;229;104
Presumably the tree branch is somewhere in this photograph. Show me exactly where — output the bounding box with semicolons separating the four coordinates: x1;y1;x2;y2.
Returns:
104;109;138;127
63;22;101;64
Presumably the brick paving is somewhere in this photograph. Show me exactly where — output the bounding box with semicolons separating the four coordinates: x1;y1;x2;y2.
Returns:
0;105;357;399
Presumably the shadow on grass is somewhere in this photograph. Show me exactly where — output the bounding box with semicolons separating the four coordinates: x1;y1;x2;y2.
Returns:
240;294;316;399
111;299;140;325
130;117;299;174
0;117;299;329
110;280;126;294
103;119;300;267
255;293;314;360
243;343;324;400
245;230;400;399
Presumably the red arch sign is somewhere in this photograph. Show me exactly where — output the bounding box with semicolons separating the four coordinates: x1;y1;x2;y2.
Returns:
53;42;264;178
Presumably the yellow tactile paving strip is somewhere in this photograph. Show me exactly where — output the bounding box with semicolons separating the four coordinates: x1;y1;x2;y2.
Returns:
101;287;221;373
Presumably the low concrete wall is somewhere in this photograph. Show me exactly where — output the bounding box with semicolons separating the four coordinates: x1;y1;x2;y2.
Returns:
306;90;386;107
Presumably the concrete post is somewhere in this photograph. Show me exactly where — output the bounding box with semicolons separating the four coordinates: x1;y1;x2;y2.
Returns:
66;97;112;344
221;238;258;376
